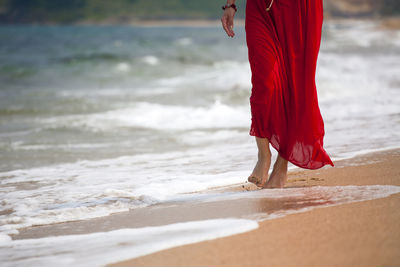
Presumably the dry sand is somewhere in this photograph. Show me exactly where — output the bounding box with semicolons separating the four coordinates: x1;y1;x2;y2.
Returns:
107;148;400;267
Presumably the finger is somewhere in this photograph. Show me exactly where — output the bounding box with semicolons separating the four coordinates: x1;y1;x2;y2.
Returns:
230;12;236;34
228;20;234;37
227;20;234;37
221;17;228;35
224;18;233;37
222;17;232;37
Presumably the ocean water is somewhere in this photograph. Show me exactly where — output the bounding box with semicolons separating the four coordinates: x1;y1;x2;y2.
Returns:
0;218;259;266
0;19;400;254
1;185;400;267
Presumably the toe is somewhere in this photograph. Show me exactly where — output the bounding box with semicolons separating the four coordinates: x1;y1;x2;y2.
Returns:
248;176;260;184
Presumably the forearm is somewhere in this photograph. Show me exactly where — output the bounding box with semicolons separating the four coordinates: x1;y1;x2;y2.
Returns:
226;0;236;5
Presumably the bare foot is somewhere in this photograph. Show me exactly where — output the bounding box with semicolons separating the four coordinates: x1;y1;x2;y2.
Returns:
248;151;271;187
262;154;288;188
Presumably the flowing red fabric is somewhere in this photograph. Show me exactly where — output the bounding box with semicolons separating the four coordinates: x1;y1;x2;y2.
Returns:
245;0;334;169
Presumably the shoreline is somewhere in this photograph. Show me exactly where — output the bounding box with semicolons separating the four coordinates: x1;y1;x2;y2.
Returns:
7;147;400;267
10;147;400;240
107;147;400;267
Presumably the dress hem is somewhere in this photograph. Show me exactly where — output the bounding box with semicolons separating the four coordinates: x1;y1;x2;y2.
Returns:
249;130;334;170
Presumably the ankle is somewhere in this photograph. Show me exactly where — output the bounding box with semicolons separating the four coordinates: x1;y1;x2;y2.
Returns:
258;151;271;160
275;155;288;165
273;161;288;171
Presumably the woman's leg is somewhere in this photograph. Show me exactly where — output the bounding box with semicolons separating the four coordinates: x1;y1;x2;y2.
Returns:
248;136;272;186
263;153;288;188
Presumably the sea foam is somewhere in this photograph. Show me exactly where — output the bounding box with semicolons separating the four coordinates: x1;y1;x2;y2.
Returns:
0;218;258;267
1;185;399;267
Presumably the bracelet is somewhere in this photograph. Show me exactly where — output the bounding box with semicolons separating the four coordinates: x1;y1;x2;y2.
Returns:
222;3;237;12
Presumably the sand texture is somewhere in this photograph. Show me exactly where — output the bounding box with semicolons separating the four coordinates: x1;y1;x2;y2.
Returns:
108;148;400;267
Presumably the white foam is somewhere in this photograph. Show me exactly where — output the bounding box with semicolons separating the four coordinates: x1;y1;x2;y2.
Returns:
38;99;250;131
0;141;257;235
142;55;159;65
316;36;400;160
1;185;400;267
162;185;400;210
0;218;258;267
175;37;192;46
1;136;398;238
322;20;400;49
156;60;251;91
10;142;111;151
115;62;131;72
2;22;400;265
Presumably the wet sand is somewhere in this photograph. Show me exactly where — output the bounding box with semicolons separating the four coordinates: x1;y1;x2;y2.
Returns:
106;147;400;267
9;148;400;266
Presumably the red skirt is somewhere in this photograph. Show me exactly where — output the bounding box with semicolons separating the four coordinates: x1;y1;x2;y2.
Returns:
245;0;334;169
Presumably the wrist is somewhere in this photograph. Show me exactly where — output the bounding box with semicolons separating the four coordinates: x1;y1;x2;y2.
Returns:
222;3;237;12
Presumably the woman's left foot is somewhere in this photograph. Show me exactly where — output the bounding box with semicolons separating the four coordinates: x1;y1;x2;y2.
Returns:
248;153;271;187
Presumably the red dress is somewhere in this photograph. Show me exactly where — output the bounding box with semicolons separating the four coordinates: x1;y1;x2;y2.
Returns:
245;0;334;169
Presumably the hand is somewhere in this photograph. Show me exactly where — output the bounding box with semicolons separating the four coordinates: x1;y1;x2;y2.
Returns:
221;8;236;38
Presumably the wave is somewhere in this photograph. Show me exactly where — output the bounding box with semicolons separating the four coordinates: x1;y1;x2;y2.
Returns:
38;100;250;132
0;219;258;266
57;53;127;64
0;142;256;236
1;185;399;266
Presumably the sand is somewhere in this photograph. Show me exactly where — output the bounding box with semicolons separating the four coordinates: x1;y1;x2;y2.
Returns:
107;147;400;267
9;148;400;266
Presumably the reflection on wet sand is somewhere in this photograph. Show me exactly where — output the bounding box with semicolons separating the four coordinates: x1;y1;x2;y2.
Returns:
13;185;400;240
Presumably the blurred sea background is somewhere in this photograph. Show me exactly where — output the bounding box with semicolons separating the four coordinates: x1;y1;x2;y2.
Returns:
0;0;399;258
